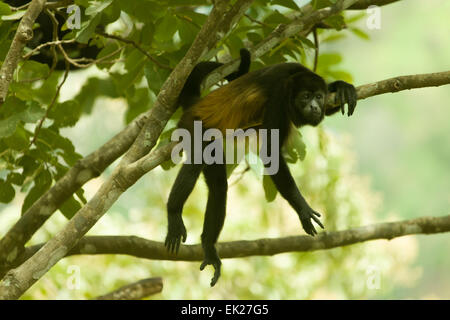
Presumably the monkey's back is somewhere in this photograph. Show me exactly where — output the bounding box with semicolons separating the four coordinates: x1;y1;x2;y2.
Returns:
189;63;307;133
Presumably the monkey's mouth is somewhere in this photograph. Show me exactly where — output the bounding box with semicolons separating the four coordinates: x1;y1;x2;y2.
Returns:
310;110;322;119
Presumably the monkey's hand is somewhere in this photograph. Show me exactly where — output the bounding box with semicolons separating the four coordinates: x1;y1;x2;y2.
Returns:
328;80;357;117
164;217;187;254
299;206;324;236
200;247;222;287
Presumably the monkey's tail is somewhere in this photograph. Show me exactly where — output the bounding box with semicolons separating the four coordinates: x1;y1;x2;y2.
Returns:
178;49;251;110
226;48;251;81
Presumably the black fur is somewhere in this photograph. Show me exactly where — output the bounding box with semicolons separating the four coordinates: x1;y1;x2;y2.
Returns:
178;49;251;109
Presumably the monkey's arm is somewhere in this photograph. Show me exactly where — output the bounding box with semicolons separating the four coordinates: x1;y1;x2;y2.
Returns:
326;80;357;116
267;154;324;236
261;100;323;236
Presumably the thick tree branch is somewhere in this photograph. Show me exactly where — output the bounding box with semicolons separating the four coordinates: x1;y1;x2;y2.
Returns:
16;215;450;263
94;277;163;300
0;0;47;105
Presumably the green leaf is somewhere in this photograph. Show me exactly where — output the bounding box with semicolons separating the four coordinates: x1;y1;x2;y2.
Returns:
3;126;29;150
38;127;82;166
32;72;60;105
112;50;147;93
177;18;198;44
299;36;316;49
318;53;342;67
0;117;19;138
154;15;178;43
0;2;12;16
48;100;82;127
85;0;113;16
324;14;346;30
144;61;171;93
285;129;307;162
247;32;262;45
271;0;299;10
125;87;152;124
17;102;45;123
18;60;49;80
73;77;119;114
312;0;334;9
7;172;25;186
21;169;52;214
76;13;101;44
0;179;15;203
350;27;370;40
59;195;82;219
263;175;277;202
117;0;166;22
96;42;121;69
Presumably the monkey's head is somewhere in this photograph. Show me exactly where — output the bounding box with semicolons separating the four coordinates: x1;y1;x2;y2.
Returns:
288;73;327;127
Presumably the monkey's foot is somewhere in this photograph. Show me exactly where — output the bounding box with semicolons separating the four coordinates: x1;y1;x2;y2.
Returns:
200;254;222;287
299;206;324;236
164;218;187;254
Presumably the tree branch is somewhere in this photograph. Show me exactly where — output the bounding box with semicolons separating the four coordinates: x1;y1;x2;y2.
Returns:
326;70;450;108
0;0;47;105
94;277;163;300
15;215;450;264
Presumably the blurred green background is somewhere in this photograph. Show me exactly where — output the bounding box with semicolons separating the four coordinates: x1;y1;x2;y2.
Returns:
0;0;448;299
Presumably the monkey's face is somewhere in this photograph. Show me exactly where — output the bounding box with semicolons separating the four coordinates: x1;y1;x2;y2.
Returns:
291;90;325;127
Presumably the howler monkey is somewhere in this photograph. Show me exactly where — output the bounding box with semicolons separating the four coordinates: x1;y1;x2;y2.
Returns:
165;49;357;286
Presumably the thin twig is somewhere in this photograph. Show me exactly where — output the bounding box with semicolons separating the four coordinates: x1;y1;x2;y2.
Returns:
29;62;69;147
313;27;319;72
98;31;172;70
244;13;270;28
57;42;125;68
22;39;76;60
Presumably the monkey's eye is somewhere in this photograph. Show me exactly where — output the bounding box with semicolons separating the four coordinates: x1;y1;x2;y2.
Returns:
316;94;323;99
303;93;310;99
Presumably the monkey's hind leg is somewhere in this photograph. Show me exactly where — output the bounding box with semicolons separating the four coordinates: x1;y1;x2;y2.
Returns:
165;163;203;254
200;163;228;287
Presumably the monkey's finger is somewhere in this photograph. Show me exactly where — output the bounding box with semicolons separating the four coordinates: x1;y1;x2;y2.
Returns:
175;238;181;254
339;90;346;115
312;215;324;229
200;261;208;271
349;89;357;116
182;231;187;243
211;266;221;287
168;241;175;254
343;89;351;116
307;222;317;236
312;211;321;217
